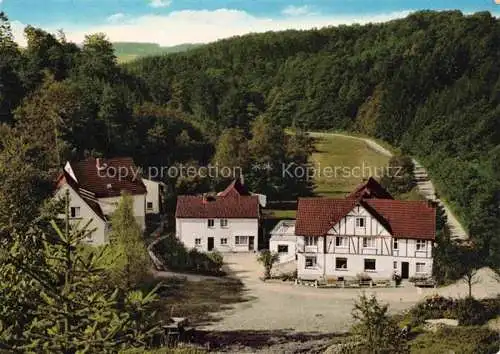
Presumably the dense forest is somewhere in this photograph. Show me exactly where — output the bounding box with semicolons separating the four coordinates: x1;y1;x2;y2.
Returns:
124;10;500;266
1;10;500;268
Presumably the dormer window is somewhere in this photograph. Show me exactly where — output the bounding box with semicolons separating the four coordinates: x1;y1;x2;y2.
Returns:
356;217;365;228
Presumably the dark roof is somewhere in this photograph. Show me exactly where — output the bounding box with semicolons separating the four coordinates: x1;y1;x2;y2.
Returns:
68;157;147;198
56;171;106;221
346;177;394;200
176;194;259;219
295;198;435;240
217;178;250;197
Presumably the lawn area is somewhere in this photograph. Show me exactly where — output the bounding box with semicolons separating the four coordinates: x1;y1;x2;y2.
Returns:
310;134;390;197
261;209;297;219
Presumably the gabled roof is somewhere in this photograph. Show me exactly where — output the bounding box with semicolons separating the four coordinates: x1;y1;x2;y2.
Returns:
56;171;106;221
295;198;358;237
346;177;394;200
295;198;435;240
65;157;147;198
175;194;259;219
217;178;250;197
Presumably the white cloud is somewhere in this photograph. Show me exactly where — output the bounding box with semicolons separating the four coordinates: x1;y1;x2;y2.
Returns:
150;0;172;8
12;8;413;47
107;13;126;23
282;5;314;17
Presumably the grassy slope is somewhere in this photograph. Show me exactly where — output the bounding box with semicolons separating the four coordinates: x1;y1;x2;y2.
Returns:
311;134;390;198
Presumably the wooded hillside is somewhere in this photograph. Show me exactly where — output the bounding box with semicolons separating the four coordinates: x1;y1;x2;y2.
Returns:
1;10;499;265
125;10;500;266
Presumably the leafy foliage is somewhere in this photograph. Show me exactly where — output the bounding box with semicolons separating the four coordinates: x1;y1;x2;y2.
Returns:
348;294;408;353
0;192;162;352
256;250;279;279
108;193;152;289
153;235;225;276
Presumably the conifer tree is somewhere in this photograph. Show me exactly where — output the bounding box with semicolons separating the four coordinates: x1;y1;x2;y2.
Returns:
109;192;152;290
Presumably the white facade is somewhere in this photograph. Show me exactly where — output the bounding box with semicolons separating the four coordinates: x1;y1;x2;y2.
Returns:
176;218;259;252
297;205;433;281
55;185;109;245
142;179;163;214
269;220;297;263
97;194;147;231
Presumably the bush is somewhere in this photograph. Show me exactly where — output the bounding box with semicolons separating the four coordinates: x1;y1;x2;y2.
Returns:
455;297;497;326
408;295;500;327
410;326;499;354
153;235;225;276
409;295;457;325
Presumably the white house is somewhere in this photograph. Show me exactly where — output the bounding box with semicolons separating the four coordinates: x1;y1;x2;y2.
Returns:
175;180;260;252
295;197;436;281
269;220;297;263
56;157;162;245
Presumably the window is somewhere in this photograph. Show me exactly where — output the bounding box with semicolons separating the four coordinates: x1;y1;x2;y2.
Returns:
70;207;80;218
393;261;398;269
195;238;201;246
220;219;228;228
277;245;289;253
356;217;365;228
207;219;215;228
146;202;153;210
416;262;426;273
335;257;348;270
335;236;348;247
393;238;398;250
220;238;228;245
305;236;318;246
364;259;376;271
363;237;376;248
235;236;249;245
305;256;317;269
416;240;426;251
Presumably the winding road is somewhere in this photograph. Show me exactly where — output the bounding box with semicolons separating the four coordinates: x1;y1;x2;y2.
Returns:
309;132;468;240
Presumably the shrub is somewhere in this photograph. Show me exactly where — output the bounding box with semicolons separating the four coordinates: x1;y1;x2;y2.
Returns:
350;294;408;353
455;297;495;326
153;235;225;276
410;326;499;354
409;295;456;325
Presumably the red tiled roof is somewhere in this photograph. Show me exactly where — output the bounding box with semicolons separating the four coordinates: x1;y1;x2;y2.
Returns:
364;199;436;240
217;178;250;197
346;177;394;200
295;197;435;240
56;171;106;221
295;198;358;237
176;194;259;219
68;157;146;198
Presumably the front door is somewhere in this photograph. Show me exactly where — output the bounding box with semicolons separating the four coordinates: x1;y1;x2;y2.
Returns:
248;236;255;251
208;237;214;251
401;262;409;279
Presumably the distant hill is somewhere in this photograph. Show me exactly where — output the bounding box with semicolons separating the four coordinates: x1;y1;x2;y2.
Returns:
113;42;202;63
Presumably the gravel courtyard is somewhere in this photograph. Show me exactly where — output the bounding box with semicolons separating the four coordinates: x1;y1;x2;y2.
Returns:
202;253;500;334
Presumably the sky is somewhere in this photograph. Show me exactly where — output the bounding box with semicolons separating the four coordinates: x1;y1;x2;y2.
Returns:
1;0;499;46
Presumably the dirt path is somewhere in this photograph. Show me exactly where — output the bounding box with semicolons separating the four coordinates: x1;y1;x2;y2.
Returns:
201;254;500;336
309;132;468;240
